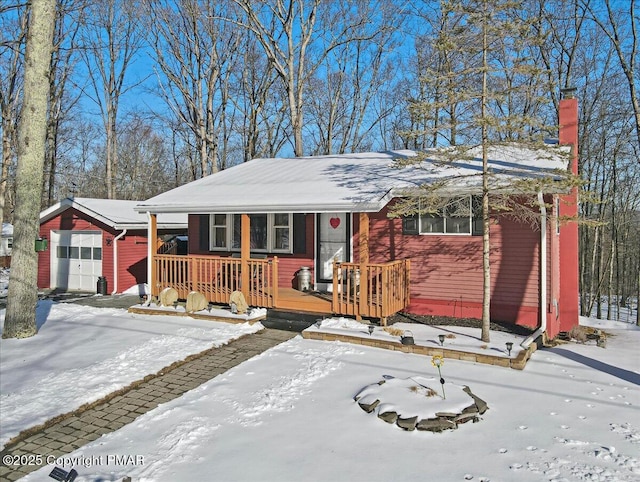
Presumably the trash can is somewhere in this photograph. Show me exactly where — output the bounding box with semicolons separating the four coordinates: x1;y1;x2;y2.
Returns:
97;276;108;295
297;266;311;291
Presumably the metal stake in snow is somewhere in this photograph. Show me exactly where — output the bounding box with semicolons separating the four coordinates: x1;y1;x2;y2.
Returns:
431;355;446;399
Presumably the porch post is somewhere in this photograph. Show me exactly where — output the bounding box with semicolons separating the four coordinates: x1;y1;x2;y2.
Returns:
241;213;250;298
148;213;158;299
359;212;369;316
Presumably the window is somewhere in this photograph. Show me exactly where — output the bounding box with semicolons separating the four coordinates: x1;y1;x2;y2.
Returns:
233;214;268;250
210;213;292;253
211;214;227;249
403;196;480;235
273;213;290;250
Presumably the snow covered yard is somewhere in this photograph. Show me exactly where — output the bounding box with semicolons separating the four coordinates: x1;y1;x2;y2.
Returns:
0;301;262;450
0;296;637;481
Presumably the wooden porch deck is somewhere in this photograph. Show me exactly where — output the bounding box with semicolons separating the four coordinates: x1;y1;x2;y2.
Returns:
276;288;333;314
151;255;410;324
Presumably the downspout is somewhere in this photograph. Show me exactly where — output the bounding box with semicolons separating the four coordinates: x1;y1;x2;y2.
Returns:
111;229;127;295
521;191;547;348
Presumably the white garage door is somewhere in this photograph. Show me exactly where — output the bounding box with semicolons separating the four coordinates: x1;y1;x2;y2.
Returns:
50;231;103;291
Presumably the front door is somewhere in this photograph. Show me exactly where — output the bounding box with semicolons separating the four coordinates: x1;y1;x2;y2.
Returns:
316;213;350;288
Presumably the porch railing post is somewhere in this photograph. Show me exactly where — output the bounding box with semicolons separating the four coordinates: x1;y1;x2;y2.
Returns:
272;256;279;307
381;264;389;324
332;262;339;313
405;259;411;307
192;256;199;293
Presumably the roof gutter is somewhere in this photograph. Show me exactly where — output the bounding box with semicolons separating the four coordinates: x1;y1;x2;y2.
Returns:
111;229;127;295
521;191;547;349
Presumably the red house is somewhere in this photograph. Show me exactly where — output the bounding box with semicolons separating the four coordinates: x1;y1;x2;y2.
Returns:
38;198;187;295
136;97;579;341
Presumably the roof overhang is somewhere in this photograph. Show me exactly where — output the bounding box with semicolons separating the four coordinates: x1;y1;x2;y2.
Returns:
40;198;188;230
134;145;571;216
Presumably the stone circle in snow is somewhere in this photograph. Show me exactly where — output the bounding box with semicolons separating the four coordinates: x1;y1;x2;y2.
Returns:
354;376;488;432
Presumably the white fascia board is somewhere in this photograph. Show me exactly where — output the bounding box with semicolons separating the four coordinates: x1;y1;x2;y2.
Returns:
135;200;387;215
112;222;187;230
39;198;117;229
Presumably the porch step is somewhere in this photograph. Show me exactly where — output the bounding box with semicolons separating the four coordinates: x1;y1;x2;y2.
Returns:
263;309;330;333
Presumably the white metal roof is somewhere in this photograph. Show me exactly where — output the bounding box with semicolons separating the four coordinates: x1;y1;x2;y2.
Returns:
136;145;571;215
40;197;187;230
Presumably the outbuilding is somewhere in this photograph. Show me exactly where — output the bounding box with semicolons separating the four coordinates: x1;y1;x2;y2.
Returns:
38;198;186;294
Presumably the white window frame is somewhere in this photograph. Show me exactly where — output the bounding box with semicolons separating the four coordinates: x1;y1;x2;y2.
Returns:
405;196;477;236
209;213;293;253
210;214;228;249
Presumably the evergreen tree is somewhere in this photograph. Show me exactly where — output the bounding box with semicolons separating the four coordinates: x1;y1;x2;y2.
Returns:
398;0;563;342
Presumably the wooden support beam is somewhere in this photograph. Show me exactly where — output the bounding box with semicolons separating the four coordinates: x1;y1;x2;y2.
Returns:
149;213;158;298
241;213;250;298
359;213;369;318
359;212;369;264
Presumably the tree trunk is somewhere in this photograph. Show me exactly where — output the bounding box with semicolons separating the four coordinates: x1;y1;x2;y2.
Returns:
480;6;491;343
0;126;12;229
3;0;56;339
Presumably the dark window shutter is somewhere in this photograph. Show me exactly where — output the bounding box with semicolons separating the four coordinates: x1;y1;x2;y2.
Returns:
402;215;419;235
293;214;306;254
199;215;210;251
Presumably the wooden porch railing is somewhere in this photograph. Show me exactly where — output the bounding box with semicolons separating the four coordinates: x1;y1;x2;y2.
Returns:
152;254;409;323
332;260;410;325
153;254;277;308
157;239;178;255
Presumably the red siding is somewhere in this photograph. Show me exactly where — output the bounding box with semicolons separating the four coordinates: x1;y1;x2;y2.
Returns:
188;213;316;289
113;231;148;292
186;204;567;331
364;205;543;328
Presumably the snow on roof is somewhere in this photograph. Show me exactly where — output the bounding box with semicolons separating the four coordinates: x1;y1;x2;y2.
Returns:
136;145;570;214
40;198;187;229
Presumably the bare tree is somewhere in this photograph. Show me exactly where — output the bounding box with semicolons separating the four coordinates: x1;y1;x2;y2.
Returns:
79;0;143;198
538;0;640;321
3;0;56;339
584;0;640;157
0;3;28;230
229;34;287;162
116;114;176;199
144;0;242;177
42;0;85;206
306;15;401;155
229;0;389;157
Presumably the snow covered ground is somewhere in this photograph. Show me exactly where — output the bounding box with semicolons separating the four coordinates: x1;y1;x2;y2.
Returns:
1;294;638;481
0;301;262;450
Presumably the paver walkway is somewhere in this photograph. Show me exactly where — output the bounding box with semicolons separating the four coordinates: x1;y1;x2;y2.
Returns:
0;328;296;481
